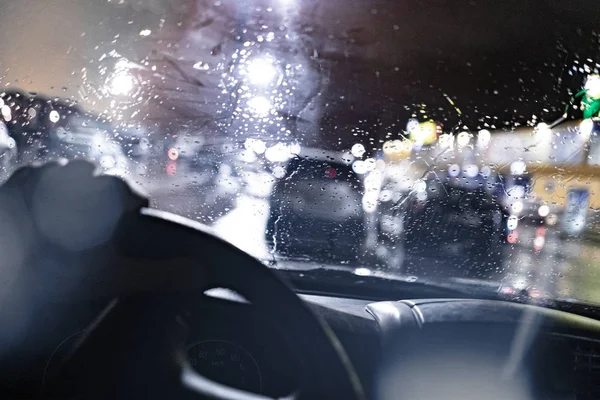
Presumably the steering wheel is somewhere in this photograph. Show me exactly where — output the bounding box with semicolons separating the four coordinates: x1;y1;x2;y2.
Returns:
0;161;365;400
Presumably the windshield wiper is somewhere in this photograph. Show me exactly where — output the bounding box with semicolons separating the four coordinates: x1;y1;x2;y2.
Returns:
269;260;502;301
269;261;600;320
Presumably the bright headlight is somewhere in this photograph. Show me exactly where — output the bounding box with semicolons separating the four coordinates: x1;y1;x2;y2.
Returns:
245;57;279;87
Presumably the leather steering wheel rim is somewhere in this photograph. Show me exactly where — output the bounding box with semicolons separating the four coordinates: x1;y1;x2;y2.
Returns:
42;205;366;400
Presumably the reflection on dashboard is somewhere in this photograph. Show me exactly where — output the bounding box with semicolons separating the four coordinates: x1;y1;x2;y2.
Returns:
186;340;262;394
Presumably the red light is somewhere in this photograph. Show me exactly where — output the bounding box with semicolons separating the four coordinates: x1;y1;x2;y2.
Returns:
166;160;177;176
325;167;337;179
500;286;515;295
535;226;546;237
507;231;519;244
168;147;179;161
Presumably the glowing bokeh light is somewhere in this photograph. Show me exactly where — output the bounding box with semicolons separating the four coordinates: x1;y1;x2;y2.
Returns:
289;143;301;155
406;118;419;134
168;147;179;161
354;267;372;276
534;122;552;143
413;179;427;193
581;118;594;138
247;96;272;117
456;131;471;147
510;161;526;175
49;110;60;123
351;143;366;158
448;164;460;177
265;143;291;162
538;204;550;217
533;235;545;251
352;160;368;174
364;158;376;172
477;129;491;149
585;74;600;98
244;138;267;154
511;200;524;214
108;72;136;96
546;214;558;226
507;215;519;231
1;105;11;122
246;57;279;86
463;164;479;178
438;133;454;149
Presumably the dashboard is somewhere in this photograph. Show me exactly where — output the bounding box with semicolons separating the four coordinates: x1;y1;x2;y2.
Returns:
25;291;600;400
42;292;301;398
182;295;299;397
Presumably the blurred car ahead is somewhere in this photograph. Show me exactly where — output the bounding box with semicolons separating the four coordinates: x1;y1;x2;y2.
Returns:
266;149;366;264
503;197;553;252
402;172;505;277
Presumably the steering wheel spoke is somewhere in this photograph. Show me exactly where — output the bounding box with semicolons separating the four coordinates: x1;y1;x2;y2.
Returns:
181;366;295;400
0;161;364;400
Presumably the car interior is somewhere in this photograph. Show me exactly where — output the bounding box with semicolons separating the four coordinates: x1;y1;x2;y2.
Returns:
2;1;600;400
0;161;599;400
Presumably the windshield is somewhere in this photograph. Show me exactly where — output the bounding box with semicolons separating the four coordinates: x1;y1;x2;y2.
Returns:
3;0;600;305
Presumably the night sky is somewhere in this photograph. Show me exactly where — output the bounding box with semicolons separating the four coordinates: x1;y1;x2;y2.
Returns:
1;0;600;148
310;0;600;139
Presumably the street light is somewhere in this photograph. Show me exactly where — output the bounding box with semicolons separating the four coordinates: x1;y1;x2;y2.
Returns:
585;74;600;99
108;72;136;96
534;122;552;143
247;96;272;117
245;57;279;87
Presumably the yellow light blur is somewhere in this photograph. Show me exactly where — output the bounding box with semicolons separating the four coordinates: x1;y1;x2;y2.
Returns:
383;139;412;162
410;121;437;145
